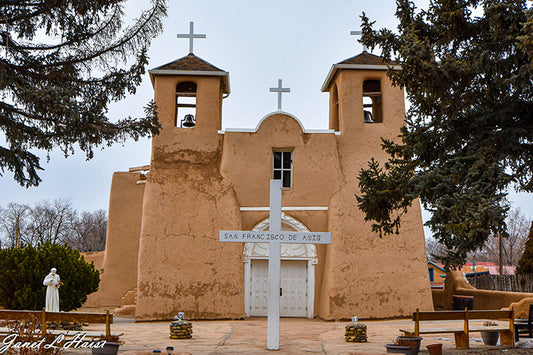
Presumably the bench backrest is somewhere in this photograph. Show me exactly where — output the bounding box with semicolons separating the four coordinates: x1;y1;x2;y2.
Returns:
0;309;114;338
413;309;513;321
0;309;112;324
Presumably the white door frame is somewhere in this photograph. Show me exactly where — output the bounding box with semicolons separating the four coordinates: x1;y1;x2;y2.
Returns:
243;213;317;318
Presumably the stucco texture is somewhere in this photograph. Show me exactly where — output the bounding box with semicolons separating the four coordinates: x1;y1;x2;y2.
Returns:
317;69;432;319
439;271;533;311
85;172;145;307
134;75;243;320
81;251;104;271
86;54;434;321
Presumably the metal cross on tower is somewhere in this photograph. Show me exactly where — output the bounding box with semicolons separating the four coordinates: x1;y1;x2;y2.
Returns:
269;79;290;111
177;22;206;54
350;30;368;52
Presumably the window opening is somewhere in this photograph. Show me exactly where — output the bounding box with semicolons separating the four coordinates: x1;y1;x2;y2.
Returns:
273;151;293;189
363;80;382;123
176;82;197;128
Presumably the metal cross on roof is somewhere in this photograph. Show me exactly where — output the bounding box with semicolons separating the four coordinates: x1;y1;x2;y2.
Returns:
177;22;206;54
350;30;368;52
269;79;290;111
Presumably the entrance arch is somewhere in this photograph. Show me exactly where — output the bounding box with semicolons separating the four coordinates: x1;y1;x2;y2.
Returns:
243;213;317;318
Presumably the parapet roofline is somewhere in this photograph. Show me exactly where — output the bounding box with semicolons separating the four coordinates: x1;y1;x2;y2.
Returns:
217;111;339;135
148;53;230;95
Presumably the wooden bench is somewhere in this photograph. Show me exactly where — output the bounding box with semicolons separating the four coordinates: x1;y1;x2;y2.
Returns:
0;308;121;340
399;308;515;349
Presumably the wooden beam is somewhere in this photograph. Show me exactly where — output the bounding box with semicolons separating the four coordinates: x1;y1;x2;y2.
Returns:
414;309;513;321
414;309;420;336
129;165;150;172
454;331;469;349
467;310;513;320
41;308;47;334
464;307;469;334
106;310;111;338
415;311;467;321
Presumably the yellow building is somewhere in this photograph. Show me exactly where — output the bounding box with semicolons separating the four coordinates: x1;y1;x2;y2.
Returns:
85;47;433;320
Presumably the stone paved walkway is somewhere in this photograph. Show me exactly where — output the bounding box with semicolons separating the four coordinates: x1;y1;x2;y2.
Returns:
59;317;533;354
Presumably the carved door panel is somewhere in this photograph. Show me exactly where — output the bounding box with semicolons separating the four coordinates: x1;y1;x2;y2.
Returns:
250;259;269;316
249;259;308;317
280;260;307;317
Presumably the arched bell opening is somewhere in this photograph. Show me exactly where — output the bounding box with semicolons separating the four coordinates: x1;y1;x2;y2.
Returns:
363;79;382;123
176;81;197;128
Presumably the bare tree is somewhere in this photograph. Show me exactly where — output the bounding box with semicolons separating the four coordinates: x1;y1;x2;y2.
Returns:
426;237;448;261
0;199;108;251
0;203;30;247
24;199;76;246
67;210;107;252
505;208;531;265
468;208;531;266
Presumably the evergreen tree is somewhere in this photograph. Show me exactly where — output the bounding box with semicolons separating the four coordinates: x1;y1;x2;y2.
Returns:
357;0;533;268
0;242;99;311
0;0;167;187
517;222;533;274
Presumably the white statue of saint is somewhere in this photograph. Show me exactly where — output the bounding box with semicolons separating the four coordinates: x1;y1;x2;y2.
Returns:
43;268;60;312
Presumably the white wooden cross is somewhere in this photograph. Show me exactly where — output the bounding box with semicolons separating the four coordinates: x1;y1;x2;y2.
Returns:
269;79;290;111
350;30;368;52
177;21;206;54
220;180;331;350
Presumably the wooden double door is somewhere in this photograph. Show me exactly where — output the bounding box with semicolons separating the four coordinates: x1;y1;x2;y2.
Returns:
249;259;308;317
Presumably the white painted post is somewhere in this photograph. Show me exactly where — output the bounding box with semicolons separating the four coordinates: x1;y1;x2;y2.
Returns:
267;179;282;350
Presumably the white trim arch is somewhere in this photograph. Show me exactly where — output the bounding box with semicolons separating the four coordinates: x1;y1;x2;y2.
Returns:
218;111;336;135
243;213;317;318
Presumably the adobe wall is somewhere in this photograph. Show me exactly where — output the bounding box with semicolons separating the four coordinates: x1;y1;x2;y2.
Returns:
442;271;533;310
98;64;433;320
509;297;533;318
221;113;342;316
84;172;145;307
221;114;342;209
318;69;433;319
81;251;104;271
135;75;243;320
431;288;446;310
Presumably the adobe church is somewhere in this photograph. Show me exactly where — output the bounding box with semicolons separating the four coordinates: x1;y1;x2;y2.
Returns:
85;26;433;320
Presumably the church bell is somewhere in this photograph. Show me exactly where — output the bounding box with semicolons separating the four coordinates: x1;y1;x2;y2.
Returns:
181;114;196;128
363;110;374;123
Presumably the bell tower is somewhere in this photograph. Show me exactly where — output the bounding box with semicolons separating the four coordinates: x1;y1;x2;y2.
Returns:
317;49;432;319
135;26;243;320
148;53;230;161
321;51;404;135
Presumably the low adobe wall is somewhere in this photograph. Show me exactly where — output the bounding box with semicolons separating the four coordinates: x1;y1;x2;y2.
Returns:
438;271;533;310
81;251;105;272
431;287;446;310
509;297;533;319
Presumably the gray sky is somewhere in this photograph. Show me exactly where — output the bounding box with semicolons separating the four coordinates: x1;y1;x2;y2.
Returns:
0;0;530;233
